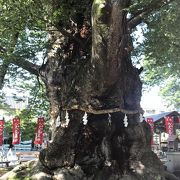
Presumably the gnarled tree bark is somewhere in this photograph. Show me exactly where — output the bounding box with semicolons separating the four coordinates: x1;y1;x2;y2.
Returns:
37;0;166;179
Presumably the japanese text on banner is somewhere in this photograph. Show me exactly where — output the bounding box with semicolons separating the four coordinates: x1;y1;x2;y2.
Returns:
0;120;4;146
12;117;20;144
34;117;45;145
146;118;154;144
165;116;174;136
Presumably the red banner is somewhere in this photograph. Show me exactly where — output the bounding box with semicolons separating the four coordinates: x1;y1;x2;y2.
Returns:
0;120;4;146
146;118;154;133
178;116;180;124
12;117;21;144
34;117;45;145
165;116;174;136
146;118;154;144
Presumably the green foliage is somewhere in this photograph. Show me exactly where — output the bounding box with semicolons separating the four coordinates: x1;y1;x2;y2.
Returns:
12;77;50;140
159;76;180;110
0;0;47;55
139;0;180;109
0;91;7;109
0;0;51;138
3;120;11;138
19;120;36;141
1;74;50;140
0;0;179;112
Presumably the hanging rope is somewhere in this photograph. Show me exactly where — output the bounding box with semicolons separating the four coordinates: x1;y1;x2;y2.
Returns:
63;105;144;115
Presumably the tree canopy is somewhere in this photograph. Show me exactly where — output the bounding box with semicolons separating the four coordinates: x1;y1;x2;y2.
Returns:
0;1;179;179
141;1;180;109
0;0;179;109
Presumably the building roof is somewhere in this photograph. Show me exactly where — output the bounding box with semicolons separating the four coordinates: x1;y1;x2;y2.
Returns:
145;111;180;123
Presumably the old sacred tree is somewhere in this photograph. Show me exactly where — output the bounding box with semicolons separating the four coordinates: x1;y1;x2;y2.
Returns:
0;0;177;179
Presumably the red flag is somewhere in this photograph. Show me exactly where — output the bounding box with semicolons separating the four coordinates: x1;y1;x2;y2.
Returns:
12;117;21;144
178;116;180;124
165;116;174;136
34;117;45;145
0;120;4;146
146;118;154;144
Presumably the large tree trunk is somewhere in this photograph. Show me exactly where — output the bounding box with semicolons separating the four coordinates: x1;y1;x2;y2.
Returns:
38;0;166;179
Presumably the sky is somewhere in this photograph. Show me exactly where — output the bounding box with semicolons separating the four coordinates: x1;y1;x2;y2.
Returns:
3;87;29;97
141;86;170;112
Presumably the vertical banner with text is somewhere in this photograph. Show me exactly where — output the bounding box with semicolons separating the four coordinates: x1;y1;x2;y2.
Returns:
0;120;4;146
34;117;45;145
165;116;174;136
146;118;154;144
12;117;21;144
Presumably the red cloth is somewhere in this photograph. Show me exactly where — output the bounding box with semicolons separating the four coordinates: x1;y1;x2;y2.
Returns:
0;120;4;146
146;118;154;132
34;117;45;145
165;116;174;136
178;116;180;124
146;118;154;144
12;118;20;144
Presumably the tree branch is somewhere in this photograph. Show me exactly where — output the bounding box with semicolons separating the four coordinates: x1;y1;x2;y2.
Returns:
10;56;40;76
0;56;40;90
0;45;6;53
55;26;85;48
0;27;49;90
0;62;9;89
128;0;175;29
0;32;20;89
